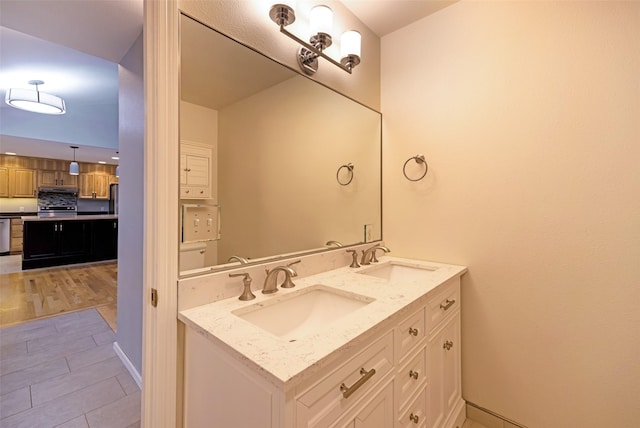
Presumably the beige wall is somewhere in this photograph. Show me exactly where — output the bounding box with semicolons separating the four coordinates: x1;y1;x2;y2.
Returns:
381;1;640;427
178;0;380;110
218;76;380;262
179;100;219;266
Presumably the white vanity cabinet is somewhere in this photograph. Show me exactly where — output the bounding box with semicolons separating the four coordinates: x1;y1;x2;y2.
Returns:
180;262;465;428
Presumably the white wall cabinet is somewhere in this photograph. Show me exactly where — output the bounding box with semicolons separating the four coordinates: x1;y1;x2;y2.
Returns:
182;277;464;428
180;142;212;199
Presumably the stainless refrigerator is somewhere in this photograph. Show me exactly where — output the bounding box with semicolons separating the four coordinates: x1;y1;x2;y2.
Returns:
109;184;119;215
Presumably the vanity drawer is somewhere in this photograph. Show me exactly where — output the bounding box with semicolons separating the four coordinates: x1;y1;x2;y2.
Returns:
399;387;427;428
396;307;426;362
426;278;460;333
296;331;394;428
398;346;426;411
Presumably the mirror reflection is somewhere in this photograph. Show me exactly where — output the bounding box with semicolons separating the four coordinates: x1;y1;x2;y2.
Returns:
179;14;382;275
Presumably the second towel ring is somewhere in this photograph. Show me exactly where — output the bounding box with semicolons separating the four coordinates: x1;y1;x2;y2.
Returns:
336;163;354;186
403;154;428;181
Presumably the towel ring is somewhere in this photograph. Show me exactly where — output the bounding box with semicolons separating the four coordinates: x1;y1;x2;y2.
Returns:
336;163;354;186
403;154;428;181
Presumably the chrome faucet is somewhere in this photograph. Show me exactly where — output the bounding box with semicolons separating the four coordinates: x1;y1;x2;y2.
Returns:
360;244;390;265
262;265;298;294
281;260;301;288
228;255;249;264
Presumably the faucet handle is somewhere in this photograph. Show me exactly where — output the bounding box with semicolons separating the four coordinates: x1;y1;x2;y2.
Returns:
281;260;300;288
229;272;255;301
346;250;360;268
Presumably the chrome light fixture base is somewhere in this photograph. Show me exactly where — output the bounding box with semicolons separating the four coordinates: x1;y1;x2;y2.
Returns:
269;4;295;26
340;54;361;71
298;47;319;75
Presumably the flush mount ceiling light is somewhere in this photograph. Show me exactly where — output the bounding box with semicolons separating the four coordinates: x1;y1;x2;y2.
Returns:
69;146;79;175
269;2;361;75
5;80;66;115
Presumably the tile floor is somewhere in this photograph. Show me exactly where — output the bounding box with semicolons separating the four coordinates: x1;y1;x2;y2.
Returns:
0;255;22;275
0;308;140;427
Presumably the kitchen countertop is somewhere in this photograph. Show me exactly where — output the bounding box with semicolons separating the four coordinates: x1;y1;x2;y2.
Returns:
178;256;467;388
21;214;118;221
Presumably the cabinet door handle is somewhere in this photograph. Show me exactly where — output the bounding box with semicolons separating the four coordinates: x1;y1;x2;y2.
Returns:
440;299;455;311
409;370;419;380
408;327;419;336
443;340;454;351
409;413;420;424
339;367;376;399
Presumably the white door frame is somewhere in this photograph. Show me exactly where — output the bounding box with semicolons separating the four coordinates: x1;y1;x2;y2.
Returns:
142;0;180;426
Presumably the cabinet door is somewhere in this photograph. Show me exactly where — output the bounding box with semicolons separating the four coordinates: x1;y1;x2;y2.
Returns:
12;169;36;197
23;222;58;258
0;167;8;197
39;170;59;187
57;171;78;188
91;220;118;260
426;313;461;428
335;381;394;428
58;221;89;256
79;174;95;198
185;154;210;187
93;174;110;198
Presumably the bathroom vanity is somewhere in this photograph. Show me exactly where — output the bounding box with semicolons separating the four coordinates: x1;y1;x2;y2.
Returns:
179;257;467;428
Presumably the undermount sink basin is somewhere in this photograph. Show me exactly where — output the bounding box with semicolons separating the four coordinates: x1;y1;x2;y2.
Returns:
232;285;374;341
357;261;438;282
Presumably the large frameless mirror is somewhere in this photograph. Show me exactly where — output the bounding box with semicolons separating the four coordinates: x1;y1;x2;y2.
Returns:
179;14;381;276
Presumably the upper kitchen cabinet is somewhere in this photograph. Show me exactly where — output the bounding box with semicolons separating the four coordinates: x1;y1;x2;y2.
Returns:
180;141;212;199
38;170;79;188
79;172;110;199
0;155;37;198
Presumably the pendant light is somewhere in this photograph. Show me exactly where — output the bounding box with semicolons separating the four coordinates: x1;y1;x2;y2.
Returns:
5;80;66;115
69;146;79;175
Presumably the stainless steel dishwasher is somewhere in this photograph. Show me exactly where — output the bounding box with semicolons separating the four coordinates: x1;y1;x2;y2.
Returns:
0;218;10;256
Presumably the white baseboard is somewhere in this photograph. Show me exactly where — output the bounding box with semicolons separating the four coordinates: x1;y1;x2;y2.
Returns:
114;341;142;389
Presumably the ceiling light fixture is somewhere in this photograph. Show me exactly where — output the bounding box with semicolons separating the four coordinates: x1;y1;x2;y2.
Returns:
269;3;361;75
5;80;66;115
69;146;79;175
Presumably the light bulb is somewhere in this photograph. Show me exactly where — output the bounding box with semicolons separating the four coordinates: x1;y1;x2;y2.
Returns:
310;5;332;36
341;31;361;58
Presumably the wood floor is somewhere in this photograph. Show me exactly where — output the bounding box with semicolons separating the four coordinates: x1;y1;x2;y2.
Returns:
0;262;118;329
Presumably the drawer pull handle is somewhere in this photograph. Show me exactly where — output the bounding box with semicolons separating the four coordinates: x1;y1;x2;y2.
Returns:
408;327;419;336
410;413;420;424
409;370;419;380
443;340;454;351
440;299;455;311
339;367;376;399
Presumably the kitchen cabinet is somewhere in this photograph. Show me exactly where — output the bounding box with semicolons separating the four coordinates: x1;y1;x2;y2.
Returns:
182;276;464;428
0;167;8;197
0;168;37;198
38;170;78;188
79;172;110;199
10;218;23;254
23;220;89;260
180;142;212;199
90;219;118;261
22;217;118;270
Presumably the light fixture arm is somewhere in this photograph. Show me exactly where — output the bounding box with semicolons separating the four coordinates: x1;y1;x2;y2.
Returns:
278;24;354;74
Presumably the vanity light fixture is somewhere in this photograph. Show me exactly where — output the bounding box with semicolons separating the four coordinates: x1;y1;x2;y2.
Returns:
269;3;361;75
69;146;79;176
5;80;66;115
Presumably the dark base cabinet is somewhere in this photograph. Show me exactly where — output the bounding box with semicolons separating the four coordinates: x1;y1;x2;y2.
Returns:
22;218;117;270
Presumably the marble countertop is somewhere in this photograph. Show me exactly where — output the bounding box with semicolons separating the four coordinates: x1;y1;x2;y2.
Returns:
179;256;467;388
21;214;118;221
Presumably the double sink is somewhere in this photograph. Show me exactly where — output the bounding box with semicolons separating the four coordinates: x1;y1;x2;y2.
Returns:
232;261;440;341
